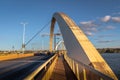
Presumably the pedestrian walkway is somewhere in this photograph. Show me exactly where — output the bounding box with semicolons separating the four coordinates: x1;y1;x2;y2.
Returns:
50;55;77;80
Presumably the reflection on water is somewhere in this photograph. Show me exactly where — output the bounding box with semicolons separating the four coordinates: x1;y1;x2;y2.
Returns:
101;53;120;80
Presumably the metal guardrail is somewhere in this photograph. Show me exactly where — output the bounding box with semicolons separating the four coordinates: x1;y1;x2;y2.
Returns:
64;53;114;80
24;54;57;80
41;54;58;80
0;53;34;61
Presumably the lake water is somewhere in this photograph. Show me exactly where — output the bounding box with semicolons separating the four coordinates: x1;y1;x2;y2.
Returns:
101;53;120;80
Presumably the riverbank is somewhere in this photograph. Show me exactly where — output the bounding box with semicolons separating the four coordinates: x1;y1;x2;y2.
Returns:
97;48;120;53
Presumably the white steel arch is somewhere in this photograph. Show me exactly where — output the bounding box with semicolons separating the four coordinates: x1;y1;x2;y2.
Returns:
49;12;117;80
55;40;64;50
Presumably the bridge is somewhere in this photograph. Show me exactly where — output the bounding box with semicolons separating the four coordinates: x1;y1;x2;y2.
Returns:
0;12;118;80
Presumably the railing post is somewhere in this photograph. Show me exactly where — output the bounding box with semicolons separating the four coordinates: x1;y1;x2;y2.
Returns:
76;63;80;80
44;65;46;71
70;58;72;69
83;68;87;80
72;60;75;73
63;54;115;80
42;56;58;80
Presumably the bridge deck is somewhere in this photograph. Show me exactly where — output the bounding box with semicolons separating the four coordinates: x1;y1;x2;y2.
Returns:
50;55;77;80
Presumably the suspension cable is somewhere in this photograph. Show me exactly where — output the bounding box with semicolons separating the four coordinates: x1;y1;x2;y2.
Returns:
25;21;50;46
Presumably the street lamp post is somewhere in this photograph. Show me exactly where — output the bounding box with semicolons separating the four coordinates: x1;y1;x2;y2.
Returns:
41;33;50;51
21;22;28;53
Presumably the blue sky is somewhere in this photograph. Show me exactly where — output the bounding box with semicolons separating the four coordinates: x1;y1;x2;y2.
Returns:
0;0;120;50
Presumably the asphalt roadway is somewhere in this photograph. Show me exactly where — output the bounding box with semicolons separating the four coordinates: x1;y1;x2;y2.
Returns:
0;54;50;80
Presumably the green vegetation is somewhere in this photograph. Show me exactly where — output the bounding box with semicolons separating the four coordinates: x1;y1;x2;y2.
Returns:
97;48;120;53
0;48;120;56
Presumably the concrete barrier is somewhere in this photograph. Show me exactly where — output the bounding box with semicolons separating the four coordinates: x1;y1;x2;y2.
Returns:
0;53;34;61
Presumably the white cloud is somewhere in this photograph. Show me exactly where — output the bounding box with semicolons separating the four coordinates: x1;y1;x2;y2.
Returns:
80;21;98;36
85;31;93;36
97;40;113;43
118;12;120;14
98;25;115;31
106;26;115;30
84;27;98;32
101;15;111;22
90;27;97;32
97;40;120;43
80;21;92;25
112;17;120;22
79;15;117;36
98;34;116;38
100;15;120;23
112;12;120;15
80;21;97;27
